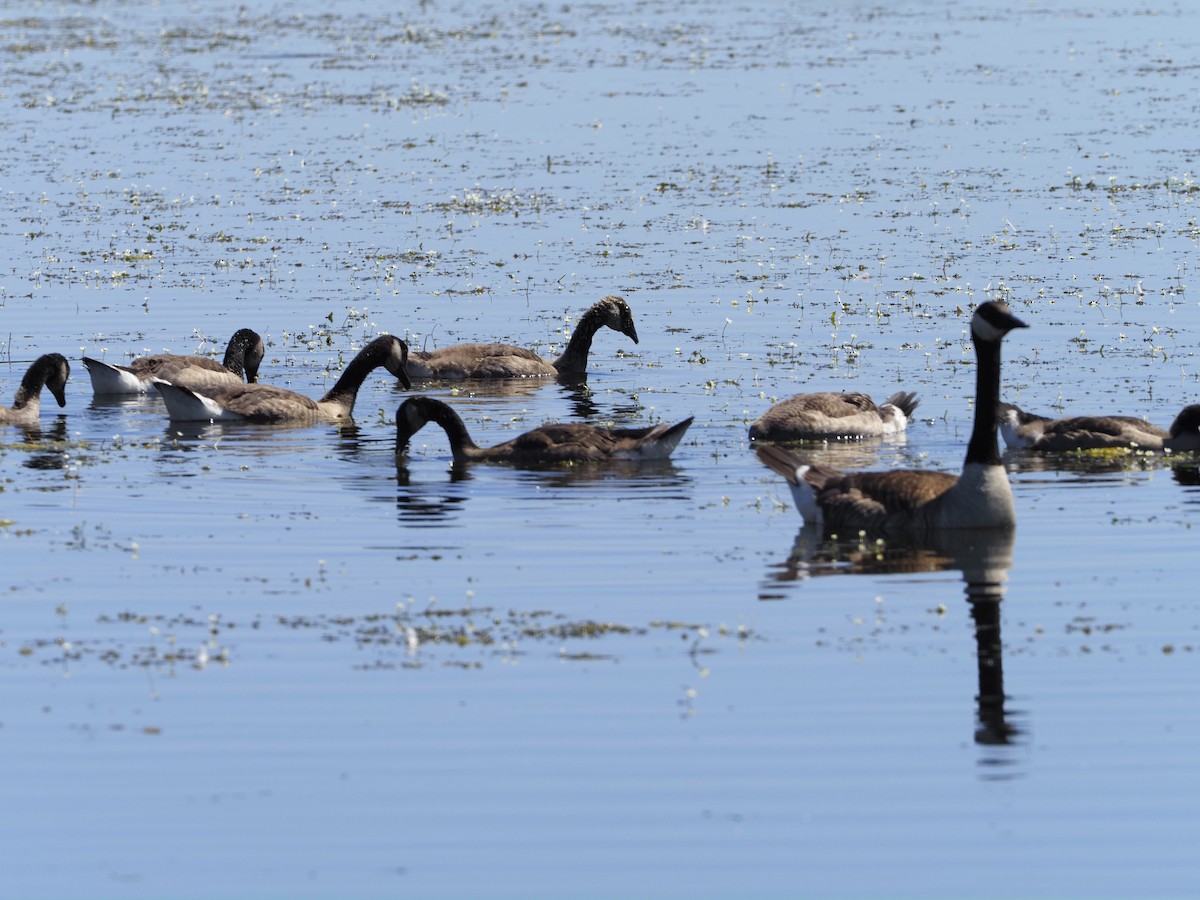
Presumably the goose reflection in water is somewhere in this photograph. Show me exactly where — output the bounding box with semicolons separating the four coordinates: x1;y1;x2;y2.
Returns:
763;526;1022;767
394;462;473;525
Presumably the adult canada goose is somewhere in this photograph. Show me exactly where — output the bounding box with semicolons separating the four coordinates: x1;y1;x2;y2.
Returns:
748;390;919;441
395;395;693;465
154;335;410;423
405;295;639;379
756;301;1028;535
82;328;264;395
997;402;1200;453
0;353;71;428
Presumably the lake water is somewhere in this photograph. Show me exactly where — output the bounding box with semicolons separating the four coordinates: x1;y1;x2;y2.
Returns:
3;1;1200;896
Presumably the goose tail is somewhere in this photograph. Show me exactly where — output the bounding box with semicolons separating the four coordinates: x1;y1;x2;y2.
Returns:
755;443;826;525
638;416;693;458
153;380;233;422
82;357;147;395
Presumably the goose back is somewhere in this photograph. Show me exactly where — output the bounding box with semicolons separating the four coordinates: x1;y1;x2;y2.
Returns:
155;335;409;422
749;390;919;441
83;328;264;395
406;295;638;380
396;395;691;465
997;402;1169;451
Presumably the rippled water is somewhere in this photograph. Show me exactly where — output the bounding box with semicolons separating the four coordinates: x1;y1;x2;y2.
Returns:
3;1;1200;897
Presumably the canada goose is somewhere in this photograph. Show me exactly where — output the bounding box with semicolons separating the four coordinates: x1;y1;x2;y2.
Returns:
406;295;639;379
1164;406;1200;452
154;335;411;423
998;402;1200;453
996;402;1199;452
82;328;264;395
748;390;919;441
756;301;1028;535
0;353;71;428
395;395;693;465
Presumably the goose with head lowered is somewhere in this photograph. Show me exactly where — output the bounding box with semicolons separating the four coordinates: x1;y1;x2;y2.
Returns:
0;353;71;428
406;295;638;380
154;335;410;423
997;402;1200;453
749;390;919;442
83;328;264;395
395;395;692;465
756;301;1028;535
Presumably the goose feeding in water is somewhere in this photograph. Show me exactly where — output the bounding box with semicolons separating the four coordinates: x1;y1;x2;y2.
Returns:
405;295;638;379
0;353;70;428
153;335;410;423
82;328;264;395
748;390;919;442
395;395;693;465
756;301;1028;535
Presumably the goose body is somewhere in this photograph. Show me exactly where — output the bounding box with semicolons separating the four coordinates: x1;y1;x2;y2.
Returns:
395;395;692;465
406;295;638;380
154;335;410;423
0;353;71;428
82;328;264;395
756;301;1028;536
997;402;1200;453
749;390;919;442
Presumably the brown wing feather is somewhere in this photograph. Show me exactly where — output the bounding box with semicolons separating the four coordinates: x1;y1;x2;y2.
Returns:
1037;416;1167;450
810;468;959;533
493;423;617;463
209;383;321;417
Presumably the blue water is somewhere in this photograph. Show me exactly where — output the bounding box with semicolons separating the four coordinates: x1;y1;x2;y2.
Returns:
3;1;1200;897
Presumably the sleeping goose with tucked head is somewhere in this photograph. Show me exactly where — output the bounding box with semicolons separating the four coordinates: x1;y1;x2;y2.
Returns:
395;395;692;465
756;301;1028;535
749;390;919;442
405;295;638;380
153;335;410;423
82;328;264;395
0;354;71;428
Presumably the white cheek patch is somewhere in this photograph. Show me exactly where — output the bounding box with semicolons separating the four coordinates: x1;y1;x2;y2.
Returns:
971;311;1007;343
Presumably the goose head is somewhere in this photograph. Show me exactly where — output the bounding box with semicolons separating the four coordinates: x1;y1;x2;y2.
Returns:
375;336;412;389
45;353;71;407
600;295;639;344
395;395;460;454
227;328;266;383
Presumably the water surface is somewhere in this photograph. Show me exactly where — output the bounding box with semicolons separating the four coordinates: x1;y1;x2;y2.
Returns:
3;2;1200;897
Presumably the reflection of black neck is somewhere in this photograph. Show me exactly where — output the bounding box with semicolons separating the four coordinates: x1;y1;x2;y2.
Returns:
556;375;599;419
969;595;1017;747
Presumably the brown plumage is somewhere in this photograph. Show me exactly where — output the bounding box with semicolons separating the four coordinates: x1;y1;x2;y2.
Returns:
395;396;692;465
749;390;919;441
154;335;410;423
0;353;70;428
82;328;264;395
997;402;1200;452
756;301;1028;536
406;295;638;379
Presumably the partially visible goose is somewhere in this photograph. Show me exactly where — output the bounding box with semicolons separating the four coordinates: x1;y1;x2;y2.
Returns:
154;335;410;423
406;295;639;379
395;395;693;465
82;328;264;395
0;353;71;428
756;301;1028;535
1164;406;1200;452
997;402;1200;453
749;390;919;442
